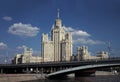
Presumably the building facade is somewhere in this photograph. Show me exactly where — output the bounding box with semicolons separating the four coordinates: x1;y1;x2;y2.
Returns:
96;51;109;59
13;48;42;64
76;46;90;61
76;46;109;61
42;10;72;62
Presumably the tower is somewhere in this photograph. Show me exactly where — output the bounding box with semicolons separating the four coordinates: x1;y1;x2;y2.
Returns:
42;9;72;62
51;9;66;61
77;46;89;61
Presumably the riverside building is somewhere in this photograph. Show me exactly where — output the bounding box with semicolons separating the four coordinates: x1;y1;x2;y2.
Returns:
13;48;42;64
42;10;72;62
76;46;109;61
13;10;109;64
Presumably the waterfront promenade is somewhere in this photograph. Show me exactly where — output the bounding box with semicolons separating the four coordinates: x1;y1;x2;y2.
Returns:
0;71;119;82
0;74;45;82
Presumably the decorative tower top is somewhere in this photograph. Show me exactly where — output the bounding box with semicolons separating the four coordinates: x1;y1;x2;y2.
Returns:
57;9;60;19
55;9;62;28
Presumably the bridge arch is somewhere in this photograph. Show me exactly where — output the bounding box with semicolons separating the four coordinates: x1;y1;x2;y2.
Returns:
46;63;120;78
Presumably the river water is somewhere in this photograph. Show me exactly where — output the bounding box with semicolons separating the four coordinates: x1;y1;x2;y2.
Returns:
23;75;120;82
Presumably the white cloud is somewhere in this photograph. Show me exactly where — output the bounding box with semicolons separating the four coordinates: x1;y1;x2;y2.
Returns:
72;30;90;37
0;42;7;49
8;22;39;37
63;26;74;32
63;26;104;45
73;38;105;45
2;16;12;21
63;26;90;37
17;45;28;49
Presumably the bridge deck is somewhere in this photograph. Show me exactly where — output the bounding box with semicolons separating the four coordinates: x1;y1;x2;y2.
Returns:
0;59;120;74
46;63;120;78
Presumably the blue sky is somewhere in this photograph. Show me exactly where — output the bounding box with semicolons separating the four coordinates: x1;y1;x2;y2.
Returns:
0;0;120;63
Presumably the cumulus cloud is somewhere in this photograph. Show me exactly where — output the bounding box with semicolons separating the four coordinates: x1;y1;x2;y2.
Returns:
17;45;28;49
73;38;105;45
2;16;12;21
63;26;74;32
63;26;104;45
0;42;8;49
8;22;39;37
72;30;90;37
63;26;90;37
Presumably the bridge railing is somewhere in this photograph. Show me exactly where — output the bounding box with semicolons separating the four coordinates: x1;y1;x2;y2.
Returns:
1;57;120;65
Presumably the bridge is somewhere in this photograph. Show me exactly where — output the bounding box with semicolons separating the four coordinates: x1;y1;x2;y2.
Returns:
0;58;120;78
46;63;120;78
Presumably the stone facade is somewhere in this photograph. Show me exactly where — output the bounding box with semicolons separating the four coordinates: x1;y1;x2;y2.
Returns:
76;46;109;61
42;11;72;62
96;51;109;59
13;48;42;64
76;46;90;61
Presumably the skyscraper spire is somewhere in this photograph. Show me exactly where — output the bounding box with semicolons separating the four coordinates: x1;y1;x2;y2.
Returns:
57;9;60;19
55;9;62;28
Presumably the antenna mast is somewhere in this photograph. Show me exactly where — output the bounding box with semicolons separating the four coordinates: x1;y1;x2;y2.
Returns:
107;41;111;57
57;9;60;18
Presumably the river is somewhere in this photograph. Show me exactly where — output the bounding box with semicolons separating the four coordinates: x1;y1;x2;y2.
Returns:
23;75;120;82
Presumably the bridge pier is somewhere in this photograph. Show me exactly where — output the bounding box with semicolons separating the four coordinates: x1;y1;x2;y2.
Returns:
36;67;39;73
0;69;3;74
26;67;30;73
41;68;44;74
53;68;56;72
50;67;53;73
39;68;42;74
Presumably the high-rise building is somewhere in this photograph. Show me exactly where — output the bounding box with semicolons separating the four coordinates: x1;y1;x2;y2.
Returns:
42;10;72;62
